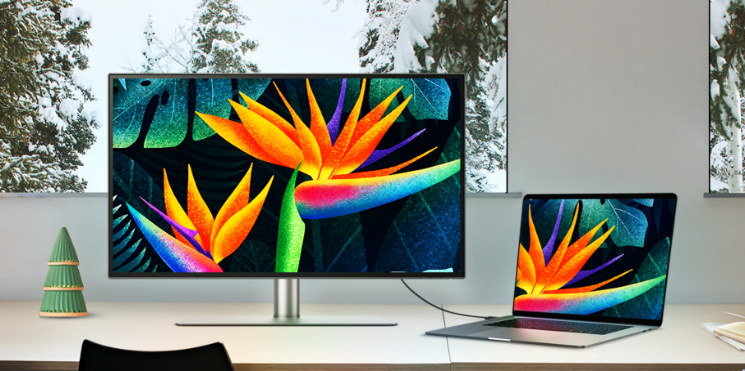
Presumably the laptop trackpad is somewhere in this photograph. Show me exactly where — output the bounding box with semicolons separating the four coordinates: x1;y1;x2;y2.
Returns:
468;328;568;343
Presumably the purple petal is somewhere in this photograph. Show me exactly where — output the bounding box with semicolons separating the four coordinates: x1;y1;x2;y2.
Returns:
354;129;426;171
543;200;564;262
327;79;346;144
564;254;625;287
139;197;212;260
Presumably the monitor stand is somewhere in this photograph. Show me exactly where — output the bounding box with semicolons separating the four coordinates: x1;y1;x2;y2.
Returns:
176;279;397;326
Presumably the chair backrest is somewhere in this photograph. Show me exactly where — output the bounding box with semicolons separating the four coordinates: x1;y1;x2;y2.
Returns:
78;339;234;371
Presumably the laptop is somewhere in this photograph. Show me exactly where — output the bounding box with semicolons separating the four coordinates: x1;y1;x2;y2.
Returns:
427;193;677;348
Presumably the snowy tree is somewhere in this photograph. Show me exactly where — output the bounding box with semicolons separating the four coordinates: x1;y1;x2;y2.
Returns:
141;15;168;72
137;14;200;73
137;0;259;73
415;0;507;193
711;0;745;193
356;0;507;192
192;0;259;73
0;0;97;192
358;0;417;73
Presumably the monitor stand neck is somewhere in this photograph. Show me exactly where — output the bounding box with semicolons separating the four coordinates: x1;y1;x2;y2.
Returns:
176;278;396;326
274;278;300;319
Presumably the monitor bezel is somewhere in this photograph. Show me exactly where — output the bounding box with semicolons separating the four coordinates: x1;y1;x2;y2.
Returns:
108;73;466;279
511;193;677;327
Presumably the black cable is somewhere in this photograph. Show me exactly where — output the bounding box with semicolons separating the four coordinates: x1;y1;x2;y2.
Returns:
401;279;492;320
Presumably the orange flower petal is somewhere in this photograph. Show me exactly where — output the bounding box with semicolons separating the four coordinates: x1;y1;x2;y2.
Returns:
211;163;254;250
535;204;579;294
517;244;536;293
332;95;411;177
527;205;545;292
559;218;608;268
319;79;367;181
331;147;437;180
212;176;274;263
546;225;616;291
306;79;333;161
196;111;278;165
350;86;403;145
162;169;197;249
239;92;299;146
543;269;632;294
273;83;323;179
187;165;214;254
226;100;304;170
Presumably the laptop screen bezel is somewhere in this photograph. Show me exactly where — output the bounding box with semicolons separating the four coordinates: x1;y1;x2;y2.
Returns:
511;193;677;327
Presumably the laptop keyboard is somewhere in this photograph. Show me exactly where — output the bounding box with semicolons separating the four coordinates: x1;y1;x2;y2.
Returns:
483;318;632;335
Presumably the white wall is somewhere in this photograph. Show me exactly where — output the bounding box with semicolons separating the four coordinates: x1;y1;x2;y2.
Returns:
2;0;735;306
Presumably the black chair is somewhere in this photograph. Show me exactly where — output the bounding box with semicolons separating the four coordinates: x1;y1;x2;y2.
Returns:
78;339;234;371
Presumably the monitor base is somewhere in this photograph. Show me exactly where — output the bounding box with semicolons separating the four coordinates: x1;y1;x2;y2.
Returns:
175;280;397;326
176;315;397;326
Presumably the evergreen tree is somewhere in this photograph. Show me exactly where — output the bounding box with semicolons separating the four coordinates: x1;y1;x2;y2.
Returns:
358;0;416;73
711;0;745;193
414;0;507;192
355;0;507;191
0;0;97;192
137;0;259;74
192;0;259;73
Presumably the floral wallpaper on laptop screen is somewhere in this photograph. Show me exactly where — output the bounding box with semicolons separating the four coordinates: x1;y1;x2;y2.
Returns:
514;197;675;321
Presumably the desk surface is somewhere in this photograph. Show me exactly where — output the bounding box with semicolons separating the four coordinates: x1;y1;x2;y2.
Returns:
1;302;745;371
0;301;449;371
442;304;745;371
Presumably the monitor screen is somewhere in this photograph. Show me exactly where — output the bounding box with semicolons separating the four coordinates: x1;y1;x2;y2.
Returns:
513;194;676;322
110;74;464;277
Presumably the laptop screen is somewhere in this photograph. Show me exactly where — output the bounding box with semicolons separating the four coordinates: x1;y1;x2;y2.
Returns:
513;194;676;323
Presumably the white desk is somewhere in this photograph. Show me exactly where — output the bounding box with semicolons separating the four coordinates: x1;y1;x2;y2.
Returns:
2;302;745;370
443;304;745;370
0;301;450;371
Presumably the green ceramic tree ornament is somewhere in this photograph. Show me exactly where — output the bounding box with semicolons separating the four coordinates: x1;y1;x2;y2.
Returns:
40;228;87;317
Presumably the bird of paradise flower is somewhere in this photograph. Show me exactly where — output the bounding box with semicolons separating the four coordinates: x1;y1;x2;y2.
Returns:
515;200;666;315
195;78;460;220
125;164;273;273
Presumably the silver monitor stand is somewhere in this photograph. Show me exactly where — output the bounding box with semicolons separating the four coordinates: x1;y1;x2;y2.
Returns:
176;279;397;326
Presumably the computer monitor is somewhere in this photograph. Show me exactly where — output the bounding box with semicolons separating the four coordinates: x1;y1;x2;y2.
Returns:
109;74;465;325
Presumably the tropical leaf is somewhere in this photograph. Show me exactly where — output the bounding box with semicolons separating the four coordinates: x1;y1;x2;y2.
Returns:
113;78;270;148
229;240;275;273
193;78;271;141
369;78;451;122
112;196;158;273
113;79;189;148
579;199;647;249
604;238;670;320
112;152;168;272
115;248;146;272
633;199;654;207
